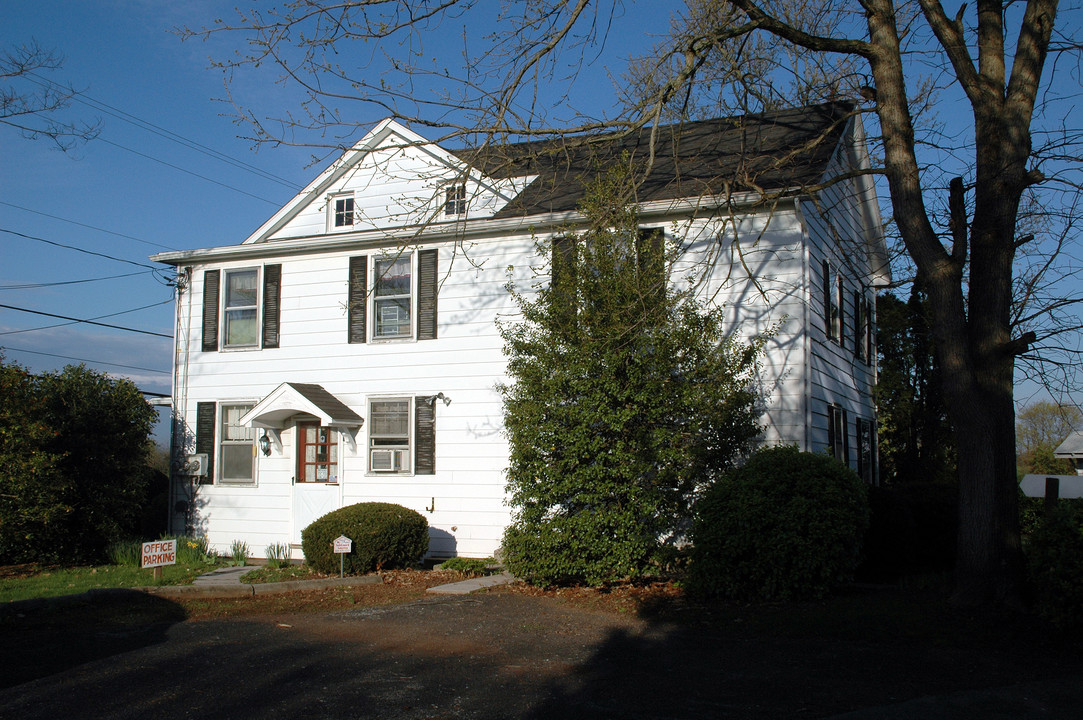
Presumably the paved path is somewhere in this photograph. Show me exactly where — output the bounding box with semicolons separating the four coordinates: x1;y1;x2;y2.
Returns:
147;565;515;598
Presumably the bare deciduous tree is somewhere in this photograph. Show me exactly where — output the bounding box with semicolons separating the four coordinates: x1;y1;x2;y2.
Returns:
184;0;1082;607
1;41;99;151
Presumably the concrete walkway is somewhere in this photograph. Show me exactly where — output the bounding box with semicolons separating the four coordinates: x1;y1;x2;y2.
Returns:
144;565;515;599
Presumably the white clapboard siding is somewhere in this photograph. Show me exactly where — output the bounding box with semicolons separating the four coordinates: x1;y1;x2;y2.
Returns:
165;112;887;559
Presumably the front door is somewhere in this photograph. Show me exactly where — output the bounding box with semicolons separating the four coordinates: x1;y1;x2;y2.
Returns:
291;423;342;544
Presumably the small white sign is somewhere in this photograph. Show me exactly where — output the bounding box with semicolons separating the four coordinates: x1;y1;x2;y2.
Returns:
333;535;352;554
141;539;177;568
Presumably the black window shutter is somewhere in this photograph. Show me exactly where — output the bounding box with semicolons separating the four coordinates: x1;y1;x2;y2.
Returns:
348;256;367;344
837;277;846;350
196;401;216;485
202;270;220;352
821;261;831;338
853;289;862;359
414;397;435;475
262;264;281;349
417;249;438;341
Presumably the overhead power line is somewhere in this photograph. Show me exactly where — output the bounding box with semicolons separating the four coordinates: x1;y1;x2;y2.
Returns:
0;200;177;251
0;269;150;290
0;227;166;272
93;135;280;206
0;345;171;374
0;298;173;336
0;303;172;338
25;71;299;189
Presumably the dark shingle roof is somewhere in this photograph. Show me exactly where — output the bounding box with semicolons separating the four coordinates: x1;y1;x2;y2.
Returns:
453;101;855;218
286;383;364;425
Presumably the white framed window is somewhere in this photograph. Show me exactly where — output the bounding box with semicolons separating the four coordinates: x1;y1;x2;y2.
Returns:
369;398;411;473
373;255;413;339
330;193;355;229
223;268;259;348
219;403;256;484
444;184;466;216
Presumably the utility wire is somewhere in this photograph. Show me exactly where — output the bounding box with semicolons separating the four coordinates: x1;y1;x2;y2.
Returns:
93;135;280;205
25;71;299;189
0;303;172;338
0;227;165;271
0;345;170;374
0;200;177;250
0;269;150;290
0;299;173;336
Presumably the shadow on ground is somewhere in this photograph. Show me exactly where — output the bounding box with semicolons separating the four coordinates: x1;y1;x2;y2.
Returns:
0;591;187;689
0;587;1080;719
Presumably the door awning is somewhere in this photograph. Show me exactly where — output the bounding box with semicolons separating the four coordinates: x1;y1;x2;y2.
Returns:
240;382;364;430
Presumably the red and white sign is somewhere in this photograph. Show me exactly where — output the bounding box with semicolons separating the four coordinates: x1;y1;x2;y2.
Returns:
333;535;352;554
141;539;177;568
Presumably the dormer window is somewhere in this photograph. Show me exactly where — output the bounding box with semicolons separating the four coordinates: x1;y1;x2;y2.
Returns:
444;184;466;216
332;194;355;228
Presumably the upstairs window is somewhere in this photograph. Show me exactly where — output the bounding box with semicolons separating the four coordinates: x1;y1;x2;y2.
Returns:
332;194;355;228
348;250;438;343
223;269;259;348
374;256;412;339
202;265;281;352
444;184;466;216
822;260;844;346
828;404;849;464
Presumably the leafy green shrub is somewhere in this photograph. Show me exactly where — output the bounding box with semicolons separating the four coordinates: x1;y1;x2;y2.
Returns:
1025;501;1083;629
0;359;157;564
265;542;291;569
499;170;764;587
859;483;957;580
301;502;429;574
689;445;870;601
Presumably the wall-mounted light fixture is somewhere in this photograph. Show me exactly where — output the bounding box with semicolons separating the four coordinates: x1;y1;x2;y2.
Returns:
425;392;452;407
259;431;272;456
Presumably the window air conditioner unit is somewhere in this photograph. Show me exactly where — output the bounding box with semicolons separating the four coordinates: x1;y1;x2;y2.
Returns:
371;449;406;472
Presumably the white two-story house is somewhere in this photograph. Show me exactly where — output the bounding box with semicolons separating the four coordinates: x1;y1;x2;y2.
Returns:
152;101;890;560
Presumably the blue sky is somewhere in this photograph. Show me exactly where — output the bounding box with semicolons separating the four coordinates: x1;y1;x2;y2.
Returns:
1;2;323;439
2;1;1080;445
0;1;678;445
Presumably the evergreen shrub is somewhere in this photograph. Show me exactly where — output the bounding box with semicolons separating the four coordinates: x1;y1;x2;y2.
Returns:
499;167;764;586
689;445;870;601
1025;501;1083;629
301;502;429;574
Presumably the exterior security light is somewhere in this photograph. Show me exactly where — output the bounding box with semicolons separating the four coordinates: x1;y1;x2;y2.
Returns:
259;431;272;456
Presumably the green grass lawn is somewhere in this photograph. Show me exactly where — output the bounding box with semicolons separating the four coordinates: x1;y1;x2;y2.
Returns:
0;563;218;603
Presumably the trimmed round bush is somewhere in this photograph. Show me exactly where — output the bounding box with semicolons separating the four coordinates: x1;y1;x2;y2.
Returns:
301;502;429;574
689;445;870;601
1026;501;1083;629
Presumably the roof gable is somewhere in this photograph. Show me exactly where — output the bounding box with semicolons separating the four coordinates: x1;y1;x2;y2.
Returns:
243;119;536;244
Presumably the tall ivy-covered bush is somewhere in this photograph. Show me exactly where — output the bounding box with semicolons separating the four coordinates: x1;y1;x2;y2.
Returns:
499;168;764;586
0;356;157;563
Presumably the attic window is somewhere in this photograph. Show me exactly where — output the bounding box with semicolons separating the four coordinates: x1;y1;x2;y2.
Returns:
333;196;355;227
444;184;466;216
